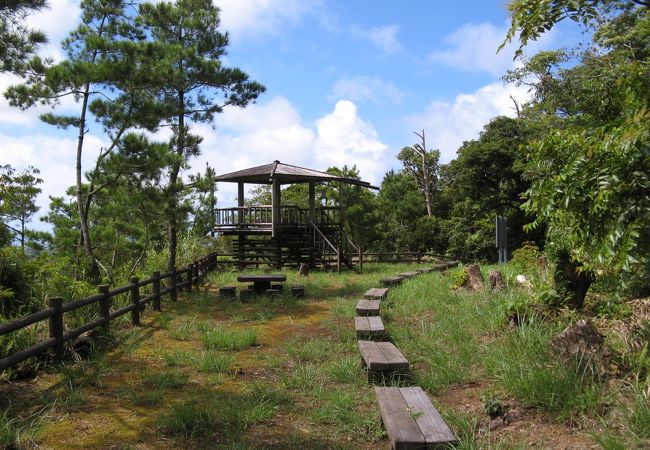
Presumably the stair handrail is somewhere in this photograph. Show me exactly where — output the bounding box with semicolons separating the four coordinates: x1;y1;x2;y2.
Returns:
341;229;363;272
308;219;340;271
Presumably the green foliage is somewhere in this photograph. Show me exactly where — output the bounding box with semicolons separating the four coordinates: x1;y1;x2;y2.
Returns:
480;389;505;418
509;2;650;295
0;0;47;74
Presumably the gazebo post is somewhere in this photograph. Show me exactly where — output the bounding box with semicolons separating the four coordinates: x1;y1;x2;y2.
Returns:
308;182;315;223
238;182;244;270
271;177;281;238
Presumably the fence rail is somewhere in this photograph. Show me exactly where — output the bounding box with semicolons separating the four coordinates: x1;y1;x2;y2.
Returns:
0;252;219;373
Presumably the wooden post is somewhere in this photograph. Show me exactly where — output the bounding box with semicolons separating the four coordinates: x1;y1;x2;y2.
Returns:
271;177;281;238
48;297;64;361
152;271;161;311
308;182;315;223
98;284;111;325
193;261;199;287
171;268;177;302
238;182;245;269
130;276;141;326
186;264;193;292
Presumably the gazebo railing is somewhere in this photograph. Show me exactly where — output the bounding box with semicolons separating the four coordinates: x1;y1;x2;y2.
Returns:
215;205;340;229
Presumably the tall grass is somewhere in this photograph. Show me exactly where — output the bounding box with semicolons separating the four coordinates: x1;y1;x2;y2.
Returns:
202;325;258;351
486;315;603;418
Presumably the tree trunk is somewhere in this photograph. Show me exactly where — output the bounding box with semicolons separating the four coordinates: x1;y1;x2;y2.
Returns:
166;89;185;273
76;83;100;281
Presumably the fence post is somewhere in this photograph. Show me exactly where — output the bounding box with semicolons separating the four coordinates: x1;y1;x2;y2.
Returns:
98;285;110;326
186;263;194;292
48;297;64;362
130;276;141;326
171;268;177;302
193;261;199;288
152;271;161;312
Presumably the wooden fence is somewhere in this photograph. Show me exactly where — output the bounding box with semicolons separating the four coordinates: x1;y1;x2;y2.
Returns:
363;252;479;264
0;252;219;373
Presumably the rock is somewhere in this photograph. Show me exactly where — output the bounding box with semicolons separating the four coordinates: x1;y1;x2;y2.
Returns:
298;263;310;276
488;270;506;290
552;319;607;378
463;264;484;291
515;274;532;289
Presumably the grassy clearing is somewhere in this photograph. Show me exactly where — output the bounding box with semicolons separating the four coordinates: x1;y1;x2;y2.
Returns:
4;261;643;448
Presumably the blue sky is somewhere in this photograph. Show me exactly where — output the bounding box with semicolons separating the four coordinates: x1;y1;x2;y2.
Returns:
0;0;582;223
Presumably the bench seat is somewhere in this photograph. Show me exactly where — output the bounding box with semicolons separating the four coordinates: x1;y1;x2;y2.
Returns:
356;299;380;316
381;276;404;286
375;386;457;450
398;271;419;279
364;287;389;301
358;340;408;372
355;316;386;340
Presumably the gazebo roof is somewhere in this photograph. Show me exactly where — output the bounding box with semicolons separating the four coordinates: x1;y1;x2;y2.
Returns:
214;160;378;189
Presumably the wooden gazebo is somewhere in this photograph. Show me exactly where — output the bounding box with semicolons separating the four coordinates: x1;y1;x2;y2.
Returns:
213;160;377;271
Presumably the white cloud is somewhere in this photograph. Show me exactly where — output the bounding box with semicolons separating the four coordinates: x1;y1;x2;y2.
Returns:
187;97;387;204
329;76;404;106
313;100;387;184
0;132;105;230
405;82;530;162
30;0;81;62
350;24;402;54
217;0;318;41
428;22;555;76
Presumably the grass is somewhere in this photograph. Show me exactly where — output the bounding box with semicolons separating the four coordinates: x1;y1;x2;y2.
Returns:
202;324;258;351
6;260;637;449
198;351;235;374
486;315;603;418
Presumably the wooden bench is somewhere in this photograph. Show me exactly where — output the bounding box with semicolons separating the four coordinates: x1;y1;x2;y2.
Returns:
219;285;236;298
398;271;419;279
375;386;457;450
356;299;380;316
364;287;389;301
291;285;305;298
358;340;408;373
381;276;404;286
239;289;254;302
355;316;386;340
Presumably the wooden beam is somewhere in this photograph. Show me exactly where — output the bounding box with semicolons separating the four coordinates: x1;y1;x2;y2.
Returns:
308;182;315;222
272;177;280;237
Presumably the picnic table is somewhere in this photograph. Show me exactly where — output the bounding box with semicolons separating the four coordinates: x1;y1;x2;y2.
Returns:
237;274;286;294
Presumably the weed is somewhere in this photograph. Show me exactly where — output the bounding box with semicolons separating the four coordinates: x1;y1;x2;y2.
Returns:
198;351;235;374
202;325;258;351
169;317;197;341
285;337;330;362
324;356;362;385
282;362;320;389
162;349;195;367
142;369;188;389
160;400;220;438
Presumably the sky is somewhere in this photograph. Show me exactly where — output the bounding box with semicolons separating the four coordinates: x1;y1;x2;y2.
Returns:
0;0;582;226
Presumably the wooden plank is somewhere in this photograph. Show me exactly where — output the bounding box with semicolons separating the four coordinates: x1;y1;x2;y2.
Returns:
381;276;404;286
400;387;457;447
355;316;370;332
416;267;434;273
358;340;387;370
398;271;419;279
377;342;409;370
375;387;426;450
368;316;384;332
356;316;385;339
356;299;380;316
364;287;388;300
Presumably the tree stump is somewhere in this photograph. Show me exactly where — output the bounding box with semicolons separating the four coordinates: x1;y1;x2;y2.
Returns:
298;263;310;276
488;270;506;290
552;320;607;378
537;255;548;270
463;264;484;291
